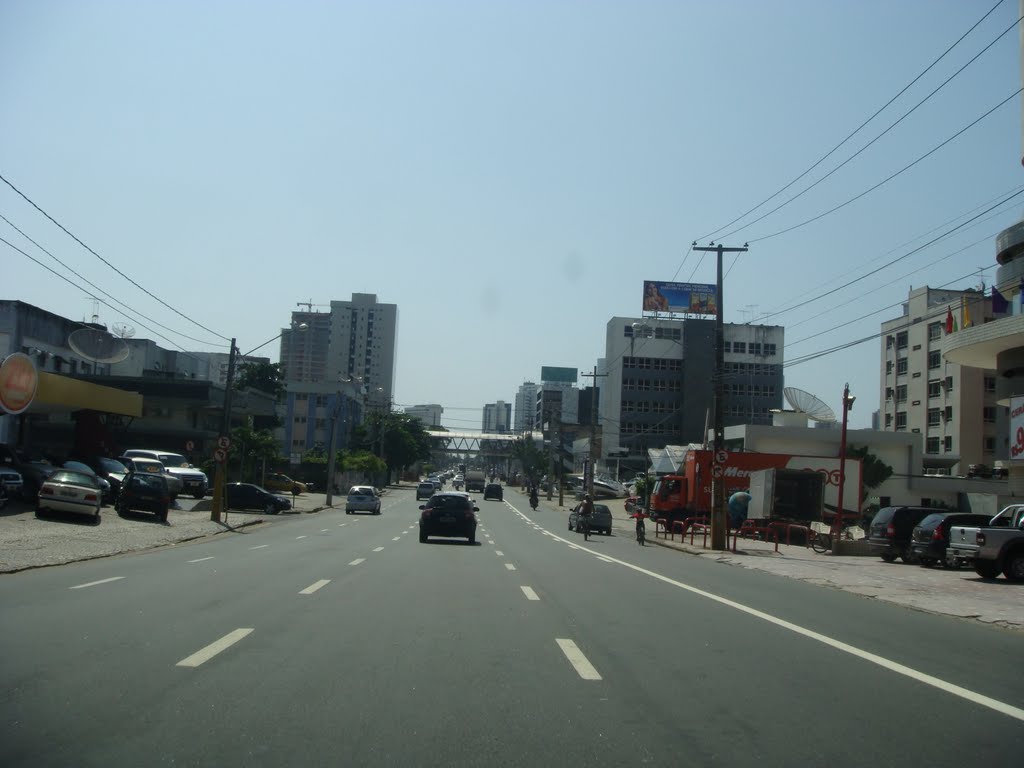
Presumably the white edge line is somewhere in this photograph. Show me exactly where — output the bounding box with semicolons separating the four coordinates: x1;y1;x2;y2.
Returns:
69;576;124;590
521;586;540;601
519;510;1024;723
556;638;602;680
176;628;254;668
250;544;269;550
188;556;215;563
299;579;331;595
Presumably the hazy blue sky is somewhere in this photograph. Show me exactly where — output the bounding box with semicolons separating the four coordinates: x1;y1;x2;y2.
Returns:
2;0;1020;431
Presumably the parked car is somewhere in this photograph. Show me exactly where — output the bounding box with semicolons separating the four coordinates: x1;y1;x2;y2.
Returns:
61;461;112;504
119;456;184;498
569;502;614;536
36;469;102;524
416;481;435;501
72;455;129;501
483;483;503;501
0;465;23;501
225;483;291;514
910;512;994;567
116;473;171;522
419;492;478;543
866;506;939;563
120;450;208;499
950;504;1024;580
346;485;381;515
264;472;309;495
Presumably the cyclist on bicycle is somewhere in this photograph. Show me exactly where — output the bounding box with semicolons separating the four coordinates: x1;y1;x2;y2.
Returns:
630;507;648;545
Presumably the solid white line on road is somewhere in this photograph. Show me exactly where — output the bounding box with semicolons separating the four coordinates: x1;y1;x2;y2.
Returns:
250;544;269;550
296;535;307;540
597;556;613;563
392;536;401;541
188;557;214;563
373;546;384;552
568;544;582;551
521;586;540;601
69;576;124;590
495;550;504;556
299;579;331;595
349;558;365;566
556;639;602;681
176;628;253;668
520;511;1024;724
504;563;516;571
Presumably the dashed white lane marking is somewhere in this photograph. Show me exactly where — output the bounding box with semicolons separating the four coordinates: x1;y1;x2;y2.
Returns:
69;576;124;590
296;535;307;540
556;639;602;681
188;556;214;563
321;529;329;533
392;536;401;541
299;579;331;595
519;510;1024;723
176;628;253;668
504;563;516;571
339;523;347;527
495;550;504;556
373;546;384;552
250;544;269;550
521;586;540;601
349;558;365;566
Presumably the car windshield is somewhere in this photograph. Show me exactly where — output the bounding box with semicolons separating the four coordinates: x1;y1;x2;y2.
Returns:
63;461;96;475
157;454;189;468
49;470;96;487
131;475;165;490
98;458;128;473
135;461;164;473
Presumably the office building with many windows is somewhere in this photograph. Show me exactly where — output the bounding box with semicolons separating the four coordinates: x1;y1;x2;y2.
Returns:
483;401;511;432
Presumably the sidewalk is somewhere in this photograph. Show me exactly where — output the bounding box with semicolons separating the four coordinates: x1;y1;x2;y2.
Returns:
520;488;1024;631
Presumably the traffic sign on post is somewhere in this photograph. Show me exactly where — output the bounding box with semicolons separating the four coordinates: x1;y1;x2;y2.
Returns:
218;436;231;450
185;440;195;452
214;448;227;463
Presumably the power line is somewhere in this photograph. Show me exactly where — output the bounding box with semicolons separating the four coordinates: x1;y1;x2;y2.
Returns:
719;12;1022;242
0;171;231;342
747;87;1023;244
699;0;1010;241
0;212;223;347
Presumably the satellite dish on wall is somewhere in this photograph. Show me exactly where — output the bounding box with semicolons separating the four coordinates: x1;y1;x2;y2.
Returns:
111;322;136;339
783;387;836;422
67;328;130;364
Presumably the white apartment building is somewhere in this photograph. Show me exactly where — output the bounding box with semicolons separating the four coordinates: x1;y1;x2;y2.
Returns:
514;381;538;431
406;404;444;427
880;286;1002;473
483;401;511;432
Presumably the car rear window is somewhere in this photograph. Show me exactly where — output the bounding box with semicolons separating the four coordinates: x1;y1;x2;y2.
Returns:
917;513;947;529
429;495;470;511
50;470;96;487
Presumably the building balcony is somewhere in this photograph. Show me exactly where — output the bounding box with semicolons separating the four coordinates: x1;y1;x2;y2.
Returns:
941;314;1024;369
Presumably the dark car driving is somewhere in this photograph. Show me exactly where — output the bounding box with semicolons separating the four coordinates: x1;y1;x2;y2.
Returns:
569;502;614;536
483;483;503;501
910;512;994;567
116;473;172;522
866;505;938;563
419;492;478;543
225;483;291;514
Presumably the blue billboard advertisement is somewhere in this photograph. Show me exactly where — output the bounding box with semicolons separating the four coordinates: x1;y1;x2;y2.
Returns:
643;280;718;315
540;366;578;384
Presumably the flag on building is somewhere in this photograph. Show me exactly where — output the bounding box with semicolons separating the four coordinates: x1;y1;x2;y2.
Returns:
962;295;972;329
992;285;1010;314
945;305;954;334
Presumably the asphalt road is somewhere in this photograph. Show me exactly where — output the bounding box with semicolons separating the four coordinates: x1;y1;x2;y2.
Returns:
1;487;1021;767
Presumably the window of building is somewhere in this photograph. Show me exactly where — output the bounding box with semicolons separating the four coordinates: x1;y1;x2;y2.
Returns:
928;351;941;369
884;413;892;427
927;408;941;427
945;376;953;391
984;437;995;453
885;360;893;375
926;437;940;453
885;387;893;402
895;412;907;430
983;406;996;423
733;341;746;354
945;405;953;421
291;439;304;448
896;385;907;402
764;343;777;356
896;331;908;349
749;342;762;355
927;322;942;341
928;380;941;398
886;335;894;349
721;341;730;353
984;376;996;393
896;358;908;375
944;436;953;452
294;416;307;424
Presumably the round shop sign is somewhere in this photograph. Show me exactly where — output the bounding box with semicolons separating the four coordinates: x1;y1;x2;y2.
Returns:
0;352;39;415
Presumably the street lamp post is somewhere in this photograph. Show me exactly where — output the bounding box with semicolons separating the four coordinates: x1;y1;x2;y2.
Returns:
832;383;856;547
211;322;307;522
325;375;363;507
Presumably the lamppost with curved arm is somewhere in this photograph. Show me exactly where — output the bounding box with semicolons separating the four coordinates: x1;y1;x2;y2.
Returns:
325;375;364;506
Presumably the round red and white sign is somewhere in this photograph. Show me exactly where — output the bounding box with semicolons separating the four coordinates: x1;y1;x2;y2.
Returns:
214;448;227;463
185;440;195;452
217;436;231;450
0;353;39;415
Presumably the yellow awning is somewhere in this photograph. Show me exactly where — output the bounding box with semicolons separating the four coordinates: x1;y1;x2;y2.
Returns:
33;373;143;417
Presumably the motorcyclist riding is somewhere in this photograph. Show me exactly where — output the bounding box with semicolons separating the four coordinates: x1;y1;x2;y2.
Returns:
529;485;539;510
579;494;594;540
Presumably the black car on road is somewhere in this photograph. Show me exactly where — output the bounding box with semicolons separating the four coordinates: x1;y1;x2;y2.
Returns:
569;502;614;536
910;512;994;567
419;492;478;543
225;483;292;514
117;473;172;522
483;483;503;501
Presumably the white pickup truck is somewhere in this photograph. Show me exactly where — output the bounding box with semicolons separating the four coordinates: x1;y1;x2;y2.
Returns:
949;504;1024;580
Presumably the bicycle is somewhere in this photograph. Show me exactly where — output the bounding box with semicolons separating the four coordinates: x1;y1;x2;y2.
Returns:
809;530;832;553
580;514;591;541
636;521;646;546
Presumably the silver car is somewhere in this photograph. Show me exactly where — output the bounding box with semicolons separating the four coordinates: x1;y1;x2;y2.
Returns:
346;485;381;515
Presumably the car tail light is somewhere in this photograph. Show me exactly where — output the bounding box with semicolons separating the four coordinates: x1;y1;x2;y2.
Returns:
41;487;54;495
886;523;895;538
932;524;946;542
977;533;986;546
85;493;98;502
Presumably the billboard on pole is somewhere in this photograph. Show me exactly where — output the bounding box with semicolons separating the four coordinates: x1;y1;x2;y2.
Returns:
540;366;578;384
643;280;718;315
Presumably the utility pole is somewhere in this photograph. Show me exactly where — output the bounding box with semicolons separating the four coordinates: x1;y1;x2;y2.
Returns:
211;338;238;523
324;392;342;507
580;366;608;499
692;242;748;551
